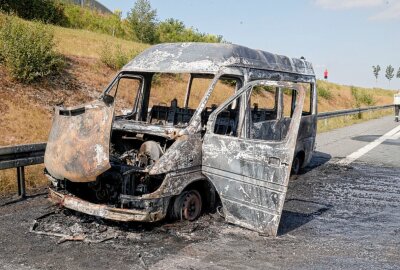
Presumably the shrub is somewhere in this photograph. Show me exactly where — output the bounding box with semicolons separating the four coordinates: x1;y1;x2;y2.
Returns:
317;86;333;100
360;92;375;106
0;0;67;25
351;86;375;107
156;18;222;43
100;42;139;70
0;16;64;82
63;5;130;39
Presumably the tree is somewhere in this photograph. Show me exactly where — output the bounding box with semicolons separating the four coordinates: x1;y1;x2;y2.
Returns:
157;18;223;43
157;18;185;43
397;67;400;79
372;65;381;83
109;10;122;37
127;0;157;43
385;65;395;85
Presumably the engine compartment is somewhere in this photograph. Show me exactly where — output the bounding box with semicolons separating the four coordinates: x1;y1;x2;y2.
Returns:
56;129;173;207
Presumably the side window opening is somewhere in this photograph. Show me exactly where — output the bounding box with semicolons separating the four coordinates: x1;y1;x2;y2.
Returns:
146;73;238;127
201;78;238;128
147;73;194;126
281;87;296;141
211;96;242;137
108;75;142;117
249;84;301;142
298;83;312;116
250;86;281;141
250;85;278;122
209;81;303;140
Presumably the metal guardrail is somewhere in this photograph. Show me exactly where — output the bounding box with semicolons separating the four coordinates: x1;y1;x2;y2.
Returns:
0;104;394;198
317;104;394;119
0;143;46;198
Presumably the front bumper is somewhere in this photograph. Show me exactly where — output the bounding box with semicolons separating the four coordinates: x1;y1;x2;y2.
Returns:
49;188;165;222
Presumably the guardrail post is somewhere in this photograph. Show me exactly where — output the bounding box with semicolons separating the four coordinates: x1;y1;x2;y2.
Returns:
17;166;26;198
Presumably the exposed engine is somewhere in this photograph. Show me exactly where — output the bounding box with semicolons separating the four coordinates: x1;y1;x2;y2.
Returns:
117;140;164;168
61;134;170;206
84;133;170;205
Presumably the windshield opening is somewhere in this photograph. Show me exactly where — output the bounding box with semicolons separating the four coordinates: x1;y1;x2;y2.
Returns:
106;74;143;117
107;72;240;128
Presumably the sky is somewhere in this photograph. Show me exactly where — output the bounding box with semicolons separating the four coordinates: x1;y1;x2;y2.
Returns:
98;0;400;90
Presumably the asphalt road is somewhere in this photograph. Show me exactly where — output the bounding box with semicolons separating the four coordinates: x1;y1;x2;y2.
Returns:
0;115;399;270
316;115;400;166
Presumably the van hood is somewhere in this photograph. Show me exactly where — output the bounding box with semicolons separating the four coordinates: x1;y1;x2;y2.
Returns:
44;99;114;183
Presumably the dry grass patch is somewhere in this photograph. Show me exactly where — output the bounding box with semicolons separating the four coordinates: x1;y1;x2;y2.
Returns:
0;57;113;195
317;108;393;133
317;80;393;112
0;99;51;146
0;165;47;195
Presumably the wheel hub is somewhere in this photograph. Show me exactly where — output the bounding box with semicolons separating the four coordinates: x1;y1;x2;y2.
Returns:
181;190;202;221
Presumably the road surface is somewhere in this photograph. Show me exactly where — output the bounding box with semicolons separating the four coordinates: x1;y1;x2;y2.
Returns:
0;115;399;270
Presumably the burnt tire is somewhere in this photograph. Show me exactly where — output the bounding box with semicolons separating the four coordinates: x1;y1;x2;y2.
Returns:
171;190;202;221
291;154;303;175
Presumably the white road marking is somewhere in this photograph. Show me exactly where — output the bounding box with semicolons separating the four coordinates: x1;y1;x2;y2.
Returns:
337;124;400;165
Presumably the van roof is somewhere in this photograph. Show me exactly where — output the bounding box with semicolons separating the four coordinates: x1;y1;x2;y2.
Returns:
122;42;315;77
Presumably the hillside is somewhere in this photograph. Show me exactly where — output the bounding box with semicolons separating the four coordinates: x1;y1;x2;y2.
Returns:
316;80;393;112
0;23;395;194
52;25;149;59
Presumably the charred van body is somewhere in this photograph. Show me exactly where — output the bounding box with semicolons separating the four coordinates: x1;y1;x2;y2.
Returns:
44;43;317;236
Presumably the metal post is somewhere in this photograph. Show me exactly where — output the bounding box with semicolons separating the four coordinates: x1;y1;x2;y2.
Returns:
17;166;26;198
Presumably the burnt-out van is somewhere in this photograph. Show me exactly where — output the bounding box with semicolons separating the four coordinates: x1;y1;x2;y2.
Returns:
44;43;317;236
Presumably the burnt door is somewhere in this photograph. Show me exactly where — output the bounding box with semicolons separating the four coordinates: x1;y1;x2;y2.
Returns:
202;80;305;236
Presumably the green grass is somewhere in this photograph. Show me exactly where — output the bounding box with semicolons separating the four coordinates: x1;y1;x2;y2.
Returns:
0;12;148;60
51;24;149;59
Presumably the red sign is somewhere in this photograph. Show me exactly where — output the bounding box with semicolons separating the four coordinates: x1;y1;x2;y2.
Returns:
324;69;328;79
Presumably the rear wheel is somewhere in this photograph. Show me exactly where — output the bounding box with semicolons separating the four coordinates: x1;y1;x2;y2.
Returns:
291;154;303;175
171;190;202;221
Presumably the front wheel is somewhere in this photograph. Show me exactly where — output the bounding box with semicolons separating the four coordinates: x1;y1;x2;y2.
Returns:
171;190;202;221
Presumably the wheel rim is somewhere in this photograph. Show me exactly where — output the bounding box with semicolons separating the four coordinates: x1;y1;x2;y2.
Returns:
181;190;202;221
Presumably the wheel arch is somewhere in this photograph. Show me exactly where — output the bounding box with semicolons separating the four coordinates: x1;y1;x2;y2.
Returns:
296;150;306;168
181;178;218;212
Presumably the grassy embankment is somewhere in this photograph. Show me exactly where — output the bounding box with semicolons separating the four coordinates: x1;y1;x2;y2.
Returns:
0;23;148;194
316;80;394;132
0;20;395;194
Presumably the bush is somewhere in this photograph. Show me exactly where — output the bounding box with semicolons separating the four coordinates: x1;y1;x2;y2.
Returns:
100;42;139;70
63;5;130;39
360;92;375;106
156;18;222;43
317;86;333;100
0;16;64;82
0;0;67;25
351;86;376;107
